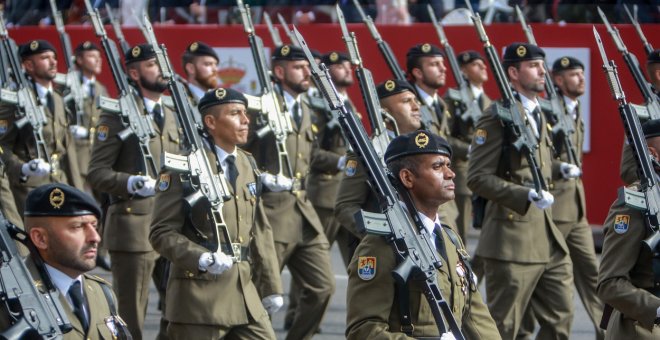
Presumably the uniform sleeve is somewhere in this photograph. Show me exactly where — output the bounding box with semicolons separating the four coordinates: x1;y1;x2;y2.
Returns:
466;110;531;216
444;97;470;162
334;152;369;236
597;199;660;330
0;103;27;180
86;113;132;197
63;128;83;190
462;289;501;340
250;198;283;297
619;144;638;185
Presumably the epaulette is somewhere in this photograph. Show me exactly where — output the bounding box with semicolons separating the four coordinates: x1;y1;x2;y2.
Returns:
84;273;112;287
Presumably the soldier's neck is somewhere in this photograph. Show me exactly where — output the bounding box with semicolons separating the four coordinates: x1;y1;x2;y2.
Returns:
81;69;96;80
32;77;52;89
140;88;161;103
414;81;439;98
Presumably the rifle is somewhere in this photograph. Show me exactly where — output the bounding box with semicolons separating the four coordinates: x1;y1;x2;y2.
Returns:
139;15;240;261
0;15;53;169
0;41;10;88
276;13;299;47
49;0;86;128
598;7;660;122
465;4;547;196
351;0;435;130
337;4;389;160
594;27;660;250
515;5;580;168
85;0;159;177
623;4;654;56
237;0;294;179
105;3;131;55
292;25;465;340
263;12;283;47
0;212;73;339
428;4;482;125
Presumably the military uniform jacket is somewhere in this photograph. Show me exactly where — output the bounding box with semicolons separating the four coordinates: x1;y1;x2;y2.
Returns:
150;147;282;326
597;189;660;338
243;93;324;243
73;79;109;178
87;94;182;252
0;88;82;214
467;101;568;263
0;158;22;228
345;227;500;339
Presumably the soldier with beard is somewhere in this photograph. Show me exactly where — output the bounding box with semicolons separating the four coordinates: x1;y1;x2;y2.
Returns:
87;44;183;340
181;41;220;121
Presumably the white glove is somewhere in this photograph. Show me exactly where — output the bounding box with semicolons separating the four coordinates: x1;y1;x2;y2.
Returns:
127;175;156;197
337;155;347;171
198;251;233;275
528;189;554;210
657;306;660;318
260;173;293;192
440;332;457;340
261;294;284;314
21;159;51;178
69;125;89;139
560;162;582;179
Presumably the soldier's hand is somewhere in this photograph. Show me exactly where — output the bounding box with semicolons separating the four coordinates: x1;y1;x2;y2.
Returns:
440;332;457;340
337;155;347;170
69;125;89;139
21;159;51;178
528;189;554;209
260;173;293;192
198;251;233;275
127;175;156;197
261;294;284;314
560;162;582;179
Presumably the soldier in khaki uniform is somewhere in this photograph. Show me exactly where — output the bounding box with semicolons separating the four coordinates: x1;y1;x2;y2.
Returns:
181;41;219;117
87;44;181;340
598;119;660;339
242;45;335;340
467;43;573;339
150;88;282;339
0;39;82;215
0;183;129;339
444;50;491;241
346;130;501;340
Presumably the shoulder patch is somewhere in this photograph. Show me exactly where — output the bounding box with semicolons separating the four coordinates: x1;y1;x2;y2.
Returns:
158;173;171;192
97;125;109;141
357;256;376;281
613;215;630;234
0;120;7;135
474;129;487;145
345;159;358;177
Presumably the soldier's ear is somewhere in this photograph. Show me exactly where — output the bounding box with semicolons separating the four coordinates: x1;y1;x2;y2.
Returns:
203;113;215;133
184;63;195;77
507;65;519;82
411;67;423;81
28;227;49;250
649;146;660;163
127;67;140;82
273;65;285;81
399;168;415;190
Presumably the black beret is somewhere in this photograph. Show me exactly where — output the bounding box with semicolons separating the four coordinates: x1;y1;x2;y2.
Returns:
552;56;584;73
19;40;57;59
502;42;545;64
377;79;415;100
406;43;443;72
457;50;484;66
321;51;350;66
385;130;452;163
310;48;322;60
125;43;156;65
24;183;101;219
648;49;660;64
185;41;219;63
272;45;307;61
198;87;247;112
74;41;100;55
642;119;660;139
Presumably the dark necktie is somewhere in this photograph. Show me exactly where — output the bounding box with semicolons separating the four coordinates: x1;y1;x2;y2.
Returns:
531;106;541;136
432;99;443;120
152;103;164;130
433;224;449;265
89;82;96;99
68;280;89;331
292;101;302;129
45;91;55;113
226;154;239;189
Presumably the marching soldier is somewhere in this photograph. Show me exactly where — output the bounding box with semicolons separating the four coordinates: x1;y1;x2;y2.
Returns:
150;88;282;339
242;44;335;340
445;50;492;241
0;183;130;339
598;119;660;339
467;43;574;339
406;43;458;228
87;43;181;340
345;130;501;340
181;41;220;110
0;39;82;215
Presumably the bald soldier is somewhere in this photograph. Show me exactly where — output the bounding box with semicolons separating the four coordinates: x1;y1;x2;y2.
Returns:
467;43;573;339
150;88;282;339
346;130;500;340
0;39;82;215
0;183;130;339
598;119;660;339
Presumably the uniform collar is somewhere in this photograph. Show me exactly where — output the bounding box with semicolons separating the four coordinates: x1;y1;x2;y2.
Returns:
45;263;83;307
283;91;300;118
143;97;162;114
34;82;52;100
187;83;206;102
470;83;483;99
415;84;437;107
519;92;539;114
563;95;579;118
82;75;95;86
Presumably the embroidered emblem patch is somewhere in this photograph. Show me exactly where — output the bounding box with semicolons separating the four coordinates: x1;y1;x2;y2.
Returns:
0;120;7;135
158;174;170;192
474;129;487;145
614;215;630;234
345;159;358;177
49;188;65;209
516;45;527;57
329;52;339;62
421;43;432;53
189;42;199;52
560;57;570;67
281;45;290;56
415;132;429;148
97;125;109;141
357;256;376;281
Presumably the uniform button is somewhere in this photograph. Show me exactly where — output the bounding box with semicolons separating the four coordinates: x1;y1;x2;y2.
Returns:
161;136;165;141
549;183;554;190
296;172;302;179
238;236;244;243
508;213;514;221
238;216;242;222
298;153;303;159
126;207;132;213
235;195;239;200
541;161;545;167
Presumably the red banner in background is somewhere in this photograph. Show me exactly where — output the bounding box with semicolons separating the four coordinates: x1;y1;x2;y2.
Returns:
10;23;659;225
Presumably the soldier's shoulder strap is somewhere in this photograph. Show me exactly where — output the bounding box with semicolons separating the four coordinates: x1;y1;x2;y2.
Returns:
239;148;263;195
84;274;117;314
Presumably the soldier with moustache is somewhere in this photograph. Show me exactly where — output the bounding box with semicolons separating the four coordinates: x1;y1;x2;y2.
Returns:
181;41;219;119
242;44;335;340
150;88;282;339
444;50;492;241
406;43;458;228
0;39;82;215
467;43;574;339
87;44;182;340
